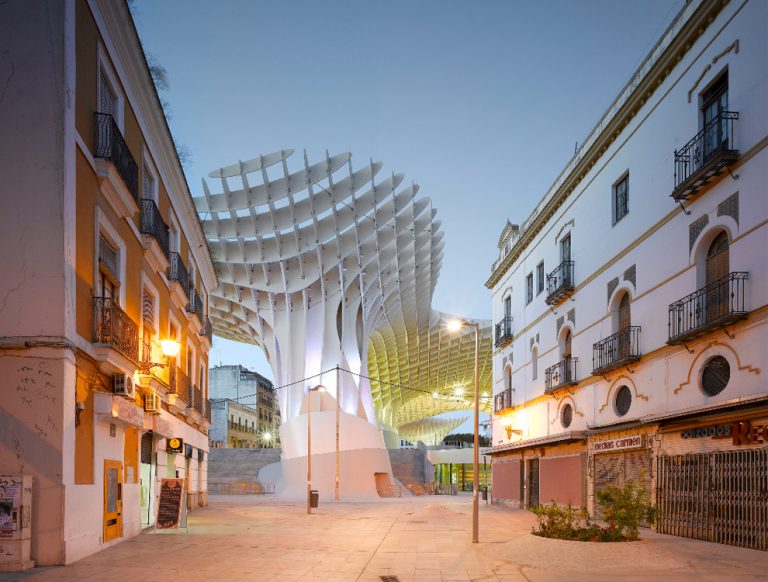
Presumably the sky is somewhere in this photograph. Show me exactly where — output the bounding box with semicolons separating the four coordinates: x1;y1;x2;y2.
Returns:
132;0;681;432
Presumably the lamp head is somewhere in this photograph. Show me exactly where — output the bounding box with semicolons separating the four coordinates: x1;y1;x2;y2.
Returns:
160;339;181;358
446;319;464;333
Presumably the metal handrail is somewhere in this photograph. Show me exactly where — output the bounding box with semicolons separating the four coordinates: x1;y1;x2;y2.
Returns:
94;112;139;202
92;297;139;362
140;198;170;259
167;252;190;296
194;385;203;413
674;111;739;191
187;288;204;322
545;358;578;393
546;260;575;303
668;272;748;342
494;316;513;347
592;326;641;374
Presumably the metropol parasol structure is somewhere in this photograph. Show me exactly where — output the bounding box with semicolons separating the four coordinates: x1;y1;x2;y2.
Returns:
195;149;493;496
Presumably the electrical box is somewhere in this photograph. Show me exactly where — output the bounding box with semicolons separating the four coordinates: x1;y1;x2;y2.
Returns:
0;474;34;572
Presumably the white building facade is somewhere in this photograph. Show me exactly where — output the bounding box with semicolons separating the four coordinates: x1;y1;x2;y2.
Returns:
487;0;767;551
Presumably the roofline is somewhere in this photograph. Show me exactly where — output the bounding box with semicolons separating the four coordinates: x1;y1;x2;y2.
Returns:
486;0;730;289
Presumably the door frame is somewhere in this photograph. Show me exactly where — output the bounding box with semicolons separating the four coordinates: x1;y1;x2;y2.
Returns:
103;459;123;542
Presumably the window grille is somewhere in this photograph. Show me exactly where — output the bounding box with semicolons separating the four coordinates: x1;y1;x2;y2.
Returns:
702;356;730;396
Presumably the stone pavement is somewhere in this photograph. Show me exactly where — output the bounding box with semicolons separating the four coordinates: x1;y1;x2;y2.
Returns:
2;495;766;581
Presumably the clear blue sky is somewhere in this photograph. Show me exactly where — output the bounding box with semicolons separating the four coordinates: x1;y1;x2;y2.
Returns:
133;0;680;431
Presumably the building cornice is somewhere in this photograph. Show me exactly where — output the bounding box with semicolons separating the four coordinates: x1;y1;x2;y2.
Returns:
88;0;218;292
486;0;731;289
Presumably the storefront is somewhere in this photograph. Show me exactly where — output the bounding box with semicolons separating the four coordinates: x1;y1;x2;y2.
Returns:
489;432;587;508
654;404;768;551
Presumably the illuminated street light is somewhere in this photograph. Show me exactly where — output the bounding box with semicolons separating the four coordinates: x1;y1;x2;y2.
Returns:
446;318;481;544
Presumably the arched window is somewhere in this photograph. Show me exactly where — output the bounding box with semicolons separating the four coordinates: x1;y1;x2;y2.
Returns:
562;330;574;383
563;330;572;360
504;364;512;392
531;347;538;381
617;293;632;360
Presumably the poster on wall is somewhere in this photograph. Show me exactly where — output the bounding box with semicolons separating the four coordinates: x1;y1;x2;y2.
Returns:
0;475;21;538
155;478;185;530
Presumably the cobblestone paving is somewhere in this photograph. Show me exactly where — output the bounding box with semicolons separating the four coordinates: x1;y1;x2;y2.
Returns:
2;495;766;581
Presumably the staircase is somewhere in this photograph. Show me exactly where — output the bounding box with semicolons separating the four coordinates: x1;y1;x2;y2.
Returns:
207;448;282;483
388;448;432;486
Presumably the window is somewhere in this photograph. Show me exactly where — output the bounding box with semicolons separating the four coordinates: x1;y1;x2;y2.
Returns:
503;296;511;320
613;174;629;224
98;69;117;117
536;262;544;295
142;162;156;202
561;404;573;429
526;273;533;304
615;385;632;416
701;356;729;396
531;347;538;381
98;234;119;299
142;288;155;336
560;234;571;263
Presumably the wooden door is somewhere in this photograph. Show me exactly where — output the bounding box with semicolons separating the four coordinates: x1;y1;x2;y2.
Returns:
527;458;540;507
706;233;729;322
104;460;123;542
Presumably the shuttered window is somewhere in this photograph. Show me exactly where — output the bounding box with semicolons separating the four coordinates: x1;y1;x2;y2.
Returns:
98;70;117;116
99;234;119;281
142;288;155;335
142;168;155;201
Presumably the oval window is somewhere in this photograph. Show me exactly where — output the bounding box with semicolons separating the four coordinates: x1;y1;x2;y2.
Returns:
561;404;573;429
702;356;730;396
615;385;632;417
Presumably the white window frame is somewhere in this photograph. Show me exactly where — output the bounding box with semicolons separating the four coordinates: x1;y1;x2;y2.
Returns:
96;43;124;132
94;207;127;308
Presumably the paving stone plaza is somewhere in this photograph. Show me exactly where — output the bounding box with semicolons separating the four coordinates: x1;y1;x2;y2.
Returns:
3;495;766;582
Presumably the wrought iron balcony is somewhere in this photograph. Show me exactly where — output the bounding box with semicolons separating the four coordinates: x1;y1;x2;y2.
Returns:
140;198;170;259
200;317;213;342
545;358;578;394
92;297;139;362
494;387;514;413
187;288;204;322
494;316;513;348
94;112;139;202
546;261;575;305
167;252;190;296
672;111;739;201
592;326;641;375
668;272;748;345
173;369;190;401
204;399;212;422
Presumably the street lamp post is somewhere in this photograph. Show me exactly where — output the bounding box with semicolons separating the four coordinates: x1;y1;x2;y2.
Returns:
447;318;481;543
307;385;325;514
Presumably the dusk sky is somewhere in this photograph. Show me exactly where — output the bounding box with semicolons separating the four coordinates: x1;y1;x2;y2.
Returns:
132;0;681;431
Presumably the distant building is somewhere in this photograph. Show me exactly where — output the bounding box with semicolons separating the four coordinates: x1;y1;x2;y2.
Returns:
209;399;262;448
209;365;280;445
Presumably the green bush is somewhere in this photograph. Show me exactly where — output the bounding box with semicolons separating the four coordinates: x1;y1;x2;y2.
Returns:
595;480;655;541
530;479;655;542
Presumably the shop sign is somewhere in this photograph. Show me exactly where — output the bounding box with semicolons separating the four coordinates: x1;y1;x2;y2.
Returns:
155;478;184;529
679;420;767;446
592;435;644;454
166;437;184;454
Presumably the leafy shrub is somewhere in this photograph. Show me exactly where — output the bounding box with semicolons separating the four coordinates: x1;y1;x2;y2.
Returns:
530;479;655;542
595;480;655;541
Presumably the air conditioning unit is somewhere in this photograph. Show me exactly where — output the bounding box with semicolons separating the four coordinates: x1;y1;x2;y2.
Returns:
144;391;160;414
113;373;135;398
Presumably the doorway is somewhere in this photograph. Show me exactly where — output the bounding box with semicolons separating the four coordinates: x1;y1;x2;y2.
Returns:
103;460;123;542
527;458;540;507
140;431;155;528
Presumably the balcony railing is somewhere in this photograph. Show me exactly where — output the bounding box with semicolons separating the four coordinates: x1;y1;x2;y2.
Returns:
672;111;739;201
167;252;190;296
174;369;190;401
93;297;139;362
204;399;212;422
545;358;578;394
140;198;170;259
668;272;748;345
592;326;641;375
94;112;139;202
494;317;513;348
200;317;213;342
494;387;514;412
546;261;575;305
187;288;204;322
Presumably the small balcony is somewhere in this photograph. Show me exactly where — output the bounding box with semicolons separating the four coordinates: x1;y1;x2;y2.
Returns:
592;326;641;376
167;252;190;296
204;399;212;423
494;316;513;348
92;297;139;362
194;385;204;414
546;261;575;305
94;112;139;203
187;288;204;324
672;111;739;201
140;198;171;260
200;316;213;342
545;358;578;394
668;272;748;345
494;387;514;413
